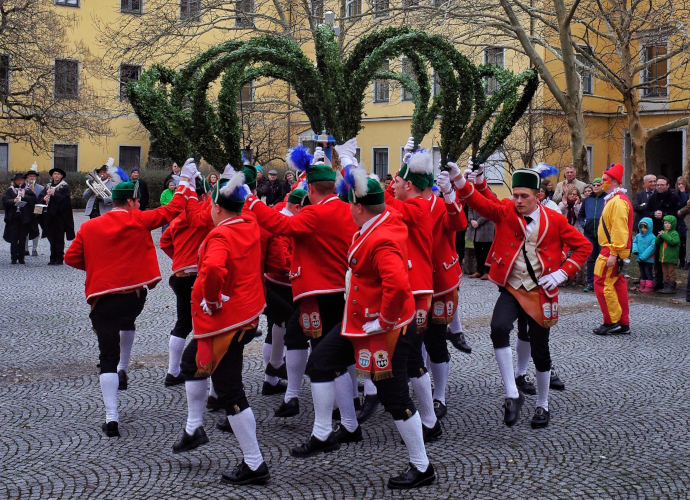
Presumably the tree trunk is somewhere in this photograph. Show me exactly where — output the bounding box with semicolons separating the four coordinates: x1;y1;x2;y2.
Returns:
567;105;589;183
623;91;648;193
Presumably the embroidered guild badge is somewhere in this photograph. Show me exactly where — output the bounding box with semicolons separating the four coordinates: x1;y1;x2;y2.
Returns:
446;301;454;316
302;313;310;330
358;349;371;369
433;301;444;317
310;312;321;329
552;301;558;316
416;309;428;326
542;302;552;319
374;350;389;369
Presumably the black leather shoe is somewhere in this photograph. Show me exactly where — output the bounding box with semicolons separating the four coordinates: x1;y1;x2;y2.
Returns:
433;400;447;419
530;407;550;429
515;374;536;395
388;463;436;489
334;423;363;443
594;322;627;336
503;392;525;427
357;394;380;424
206;395;221;412
423;420;442;442
117;370;127;390
164;373;185;387
274;397;299;418
617;324;631;335
216;415;233;433
549;368;565;391
291;433;340;458
24;250;30;256
18;259;25;265
254;328;263;338
221;460;270;485
447;330;472;354
172;427;209;453
265;363;288;380
101;421;120;437
262;380;288;396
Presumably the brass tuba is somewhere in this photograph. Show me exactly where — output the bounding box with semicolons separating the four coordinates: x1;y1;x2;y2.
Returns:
85;168;112;199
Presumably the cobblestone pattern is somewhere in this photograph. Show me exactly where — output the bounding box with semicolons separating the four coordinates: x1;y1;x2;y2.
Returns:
1;215;689;499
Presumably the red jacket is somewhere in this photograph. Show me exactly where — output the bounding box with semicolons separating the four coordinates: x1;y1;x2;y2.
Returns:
160;210;213;273
429;195;465;296
457;179;591;288
341;208;415;336
247;194;358;301
384;188;434;296
65;186;196;303
191;215;266;338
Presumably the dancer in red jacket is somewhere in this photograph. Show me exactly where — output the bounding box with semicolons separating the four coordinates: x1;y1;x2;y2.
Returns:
65;161;199;437
451;162;591;429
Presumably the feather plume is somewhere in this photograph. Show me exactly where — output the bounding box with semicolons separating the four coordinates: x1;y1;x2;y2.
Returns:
335;166;350;198
106;157;115;168
533;162;559;179
220;163;236;180
108;166;129;184
298;180;307;191
220;171;248;200
351;167;369;198
368;173;380;183
30;162;38;173
407;149;432;174
286;145;313;172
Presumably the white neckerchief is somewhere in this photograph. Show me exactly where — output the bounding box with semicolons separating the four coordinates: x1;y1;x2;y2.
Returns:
360;213;383;234
280;207;293;217
605;186;627;201
523;206;540;237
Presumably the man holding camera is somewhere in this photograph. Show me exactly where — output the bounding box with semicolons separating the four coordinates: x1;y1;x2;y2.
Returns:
593;163;633;336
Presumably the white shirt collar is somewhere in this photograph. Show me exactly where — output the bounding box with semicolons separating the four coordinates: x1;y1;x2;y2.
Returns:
605;186;627;201
360;213;383;233
280;207;293;217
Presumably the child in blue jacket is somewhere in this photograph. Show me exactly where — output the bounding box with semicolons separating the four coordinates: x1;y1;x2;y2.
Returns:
632;217;655;292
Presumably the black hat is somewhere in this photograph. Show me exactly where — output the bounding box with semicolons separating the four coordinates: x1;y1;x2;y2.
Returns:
12;172;25;181
48;168;66;178
96;165;108;173
130;167;140;173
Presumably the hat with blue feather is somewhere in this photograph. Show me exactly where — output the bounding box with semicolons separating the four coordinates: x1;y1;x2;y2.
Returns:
286;145;335;183
337;166;384;205
398;149;433;191
512;162;559;190
213;171;251;212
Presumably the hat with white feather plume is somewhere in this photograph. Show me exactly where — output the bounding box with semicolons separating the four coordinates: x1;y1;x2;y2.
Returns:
399;149;433;190
213;171;251;212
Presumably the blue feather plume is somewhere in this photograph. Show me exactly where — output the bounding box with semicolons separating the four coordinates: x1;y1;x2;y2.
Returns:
533;162;559;179
336;165;351;198
286;145;313;173
231;184;251;201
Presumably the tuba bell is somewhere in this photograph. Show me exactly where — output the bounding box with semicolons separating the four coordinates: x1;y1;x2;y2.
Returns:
85;168;112;199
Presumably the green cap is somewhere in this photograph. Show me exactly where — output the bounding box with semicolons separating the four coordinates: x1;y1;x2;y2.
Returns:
398;163;430;191
287;188;307;205
593;177;602;184
512;169;541;190
112;181;141;200
349;178;385;205
306;164;336;183
196;178;211;197
243;165;257;190
212;178;247;213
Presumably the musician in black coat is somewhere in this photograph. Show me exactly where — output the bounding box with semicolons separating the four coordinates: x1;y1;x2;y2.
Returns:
40;168;75;265
2;173;38;264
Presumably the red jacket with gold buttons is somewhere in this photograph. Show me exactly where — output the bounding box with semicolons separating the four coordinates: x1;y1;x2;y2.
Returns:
456;179;591;288
341;208;415;337
429;194;466;296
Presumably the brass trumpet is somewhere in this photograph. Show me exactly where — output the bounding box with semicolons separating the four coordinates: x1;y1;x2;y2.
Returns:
85;168;112;199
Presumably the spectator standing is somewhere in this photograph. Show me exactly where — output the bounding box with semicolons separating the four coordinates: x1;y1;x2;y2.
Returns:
539;186;559;211
674;176;688;268
558;186;583;233
647;176;680;290
160;180;176;233
656;215;680;294
632;174;656;229
206;172;218;190
24;165;44;257
678;195;690;271
2;173;38;264
466;206;495;279
632;218;656;292
41;167;75;265
552;165;586;204
163;163;181;189
264;169;283;206
84;165;115;219
578;178;606;292
582;185;593;198
384;174;394;189
281;171;295;199
255;165;270;200
541;179;555;200
130;168;149;210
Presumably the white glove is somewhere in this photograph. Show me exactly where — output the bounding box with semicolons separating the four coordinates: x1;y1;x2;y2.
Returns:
447;162;462;180
537;270;568;291
312;147;325;164
403;137;415;154
467;157;484;176
362;318;384;334
402;152;412;164
443;190;456;204
221;294;230;303
220;163;236;180
463;168;477;183
181;159;198;180
437;171;452;194
334;138;357;160
339;155;356;168
201;299;213;316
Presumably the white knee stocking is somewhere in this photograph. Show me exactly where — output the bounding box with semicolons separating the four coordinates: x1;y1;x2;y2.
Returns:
228;408;264;471
410;372;437;428
311;382;335;441
363;378;378;396
495;347;519;398
116;330;136;373
347;364;358;398
514;339;531;378
270;324;286;368
449;303;463;333
100;373;119;423
335;373;358;432
284;349;308;402
185;379;207;435
395;412;429;471
535;369;550;411
168;336;186;377
429;361;450;404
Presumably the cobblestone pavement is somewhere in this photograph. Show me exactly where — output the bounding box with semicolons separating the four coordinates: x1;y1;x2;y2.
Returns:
1;214;689;499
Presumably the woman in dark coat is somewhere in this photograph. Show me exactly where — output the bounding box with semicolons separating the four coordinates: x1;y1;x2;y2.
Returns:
2;173;38;264
40;167;75;265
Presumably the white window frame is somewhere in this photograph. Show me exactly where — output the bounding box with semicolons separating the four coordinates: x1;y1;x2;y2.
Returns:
180;0;202;21
346;0;362;19
54;58;80;100
374;0;390;18
483;46;505;94
52;143;80;173
118;144;143;170
238;80;255;104
354;147;361;164
640;39;670;99
119;63;142;102
576;46;593;95
372;147;389;179
55;0;80;7
121;0;143;14
0;142;10;173
373;60;390;103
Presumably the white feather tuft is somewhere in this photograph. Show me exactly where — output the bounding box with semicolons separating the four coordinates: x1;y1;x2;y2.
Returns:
368;173;380;183
407;149;432;174
221;171;246;197
106;157;115;168
352;168;369;198
30;162;38;172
